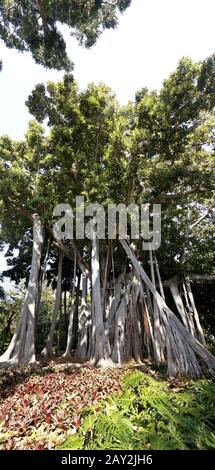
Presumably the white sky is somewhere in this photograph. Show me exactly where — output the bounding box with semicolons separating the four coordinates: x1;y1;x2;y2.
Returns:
0;0;215;141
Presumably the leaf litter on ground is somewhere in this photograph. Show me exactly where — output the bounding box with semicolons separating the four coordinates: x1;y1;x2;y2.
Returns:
0;360;192;450
0;362;128;450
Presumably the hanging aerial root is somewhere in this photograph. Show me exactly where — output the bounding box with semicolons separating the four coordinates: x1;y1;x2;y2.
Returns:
120;239;215;378
0;214;44;368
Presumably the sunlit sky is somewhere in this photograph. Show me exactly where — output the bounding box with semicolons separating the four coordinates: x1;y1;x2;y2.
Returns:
0;0;214;280
0;0;215;141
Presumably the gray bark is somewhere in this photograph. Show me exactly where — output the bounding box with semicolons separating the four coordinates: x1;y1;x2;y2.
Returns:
0;214;44;367
102;241;111;317
189;274;215;282
130;277;143;363
36;238;51;313
62;252;77;358
41;252;63;358
138;280;155;359
182;281;196;337
77;274;91;360
168;277;189;331
185;281;206;346
111;294;127;363
149;247;164;362
91;233;108;367
72;271;81;350
154;255;165;300
120;239;215;377
111;275;134;363
57;292;63;354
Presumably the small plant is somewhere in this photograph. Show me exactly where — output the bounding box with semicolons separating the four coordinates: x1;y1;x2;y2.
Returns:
59;371;215;450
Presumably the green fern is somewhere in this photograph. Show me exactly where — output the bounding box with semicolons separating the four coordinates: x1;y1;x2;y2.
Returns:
59;371;215;450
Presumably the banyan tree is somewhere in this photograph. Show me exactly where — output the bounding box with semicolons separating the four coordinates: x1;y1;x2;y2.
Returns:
0;56;215;376
0;213;215;378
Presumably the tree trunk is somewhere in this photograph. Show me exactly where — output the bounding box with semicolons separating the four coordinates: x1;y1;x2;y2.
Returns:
91;233;109;367
62;252;77;358
130;276;144;363
182;281;196;337
120;239;215;378
41;252;63;358
112;293;128;364
102;241;111;317
72;270;81;351
57;292;63;354
64;290;68;331
149;247;164;362
141;287;155;359
0;214;44;367
168;277;189;331
185;281;206;345
77;274;91;360
104;271;126;358
154;255;165;300
36;238;51;313
35;238;51;342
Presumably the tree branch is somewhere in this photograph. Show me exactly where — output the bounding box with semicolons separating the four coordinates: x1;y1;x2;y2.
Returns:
189;205;214;233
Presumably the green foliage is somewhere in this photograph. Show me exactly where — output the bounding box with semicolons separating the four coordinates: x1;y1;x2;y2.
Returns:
59;371;215;450
35;287;55;353
132;55;215;279
192;281;215;353
0;291;23;354
0;1;132;70
0;286;54;355
0;55;214;325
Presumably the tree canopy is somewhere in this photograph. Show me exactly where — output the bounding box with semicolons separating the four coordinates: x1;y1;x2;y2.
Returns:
0;0;132;70
1;54;214;280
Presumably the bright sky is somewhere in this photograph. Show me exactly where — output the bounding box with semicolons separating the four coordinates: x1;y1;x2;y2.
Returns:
0;0;215;141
